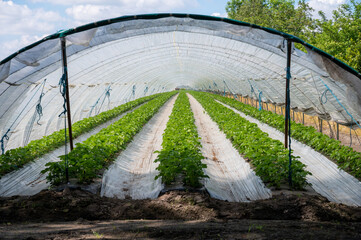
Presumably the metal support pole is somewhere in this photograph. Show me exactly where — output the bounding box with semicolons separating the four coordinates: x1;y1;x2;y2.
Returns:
337;123;340;140
61;37;74;184
319;118;323;133
61;38;74;151
284;41;292;149
284;40;292;188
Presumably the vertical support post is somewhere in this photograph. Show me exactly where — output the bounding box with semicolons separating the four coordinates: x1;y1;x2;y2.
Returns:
336;123;340;140
61;37;74;152
302;113;305;125
284;41;292;148
284;39;292;188
319;118;323;133
61;37;74;184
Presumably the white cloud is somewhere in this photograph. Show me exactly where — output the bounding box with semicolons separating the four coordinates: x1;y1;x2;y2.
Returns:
313;0;345;4
0;35;44;60
65;5;122;25
31;0;113;4
65;0;199;26
32;0;198;8
308;0;347;19
211;12;228;18
0;1;62;36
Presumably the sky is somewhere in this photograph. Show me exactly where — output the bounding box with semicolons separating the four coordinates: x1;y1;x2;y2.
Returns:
0;0;350;61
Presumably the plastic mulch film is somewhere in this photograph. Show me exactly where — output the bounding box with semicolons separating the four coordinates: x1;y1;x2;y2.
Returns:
0;13;360;152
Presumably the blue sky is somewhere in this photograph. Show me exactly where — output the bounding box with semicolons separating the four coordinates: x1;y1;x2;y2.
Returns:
0;0;350;60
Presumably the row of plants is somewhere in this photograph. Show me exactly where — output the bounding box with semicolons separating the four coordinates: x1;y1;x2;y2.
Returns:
155;92;208;188
191;91;310;189
212;93;361;179
43;92;176;185
0;93;160;177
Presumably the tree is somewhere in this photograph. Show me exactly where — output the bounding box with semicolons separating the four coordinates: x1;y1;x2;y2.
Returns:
309;0;361;72
225;0;315;39
225;0;361;72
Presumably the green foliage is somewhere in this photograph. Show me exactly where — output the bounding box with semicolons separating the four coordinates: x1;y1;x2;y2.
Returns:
192;91;309;190
213;93;361;179
155;92;208;188
309;0;361;72
0;94;160;177
225;0;361;72
42;92;175;185
226;0;315;40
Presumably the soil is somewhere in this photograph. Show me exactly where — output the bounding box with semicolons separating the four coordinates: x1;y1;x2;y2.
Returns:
1;188;361;239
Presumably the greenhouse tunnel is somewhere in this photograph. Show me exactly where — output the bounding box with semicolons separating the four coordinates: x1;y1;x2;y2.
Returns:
0;13;361;153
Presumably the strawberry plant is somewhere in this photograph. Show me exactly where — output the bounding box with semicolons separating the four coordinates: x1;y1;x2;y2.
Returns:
155;92;208;188
42;92;176;185
212;93;361;179
191;91;309;190
0;93;160;177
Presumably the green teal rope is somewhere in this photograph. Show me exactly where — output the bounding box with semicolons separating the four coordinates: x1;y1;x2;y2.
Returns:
258;91;263;111
144;86;148;96
58;72;67;117
1;79;45;154
321;88;329;104
0;129;10;155
98;85;112;114
319;77;361;129
35;79;47;125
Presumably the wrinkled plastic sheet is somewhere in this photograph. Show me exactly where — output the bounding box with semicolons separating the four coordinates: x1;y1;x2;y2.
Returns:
0;16;360;153
220;101;361;207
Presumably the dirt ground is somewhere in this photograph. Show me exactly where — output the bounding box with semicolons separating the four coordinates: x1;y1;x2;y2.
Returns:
1;188;361;239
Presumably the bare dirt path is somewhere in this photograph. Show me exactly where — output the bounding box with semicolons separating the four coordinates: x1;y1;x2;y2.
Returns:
1;189;361;240
187;94;271;202
218;100;361;207
0;104;144;197
101;95;178;199
2;219;361;240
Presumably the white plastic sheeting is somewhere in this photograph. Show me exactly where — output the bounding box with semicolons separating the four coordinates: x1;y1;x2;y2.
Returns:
0;106;139;197
219;101;361;207
188;94;271;202
101;95;177;199
0;14;361;153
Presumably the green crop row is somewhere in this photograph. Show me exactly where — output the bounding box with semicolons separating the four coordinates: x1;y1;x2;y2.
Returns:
42;92;176;185
0;93;160;177
212;93;361;179
191;91;309;189
155;92;208;188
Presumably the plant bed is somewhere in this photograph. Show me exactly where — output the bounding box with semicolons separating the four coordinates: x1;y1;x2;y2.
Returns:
0;93;160;177
42;92;176;185
155;92;208;188
212;93;361;180
191;91;310;190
